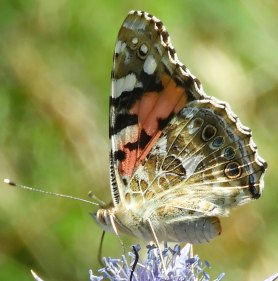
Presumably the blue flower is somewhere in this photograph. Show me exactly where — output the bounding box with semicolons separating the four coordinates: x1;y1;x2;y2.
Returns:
30;244;278;281
89;243;225;281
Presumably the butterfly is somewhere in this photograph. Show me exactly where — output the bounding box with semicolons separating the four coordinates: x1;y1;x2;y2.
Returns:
93;10;267;244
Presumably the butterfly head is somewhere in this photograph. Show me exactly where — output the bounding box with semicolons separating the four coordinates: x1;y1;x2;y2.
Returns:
92;207;116;234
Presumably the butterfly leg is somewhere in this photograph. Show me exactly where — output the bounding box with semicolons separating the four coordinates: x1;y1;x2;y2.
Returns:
147;218;167;275
109;213;126;256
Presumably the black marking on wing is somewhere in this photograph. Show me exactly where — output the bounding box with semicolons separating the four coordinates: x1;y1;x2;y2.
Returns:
112;113;138;135
124;129;152;151
140;71;164;92
248;174;261;199
124;141;138;151
110;87;144;110
139;129;152;149
109;152;120;205
158;112;174;130
261;161;268;172
114;150;126;161
182;76;199;102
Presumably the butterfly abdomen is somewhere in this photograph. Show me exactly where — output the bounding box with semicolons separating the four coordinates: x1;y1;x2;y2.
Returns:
164;217;221;243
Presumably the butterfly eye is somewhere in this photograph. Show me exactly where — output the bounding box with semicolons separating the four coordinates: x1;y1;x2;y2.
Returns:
224;161;242;179
137;43;149;59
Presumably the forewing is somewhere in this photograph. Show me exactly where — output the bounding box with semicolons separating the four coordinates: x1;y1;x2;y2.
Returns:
109;11;206;205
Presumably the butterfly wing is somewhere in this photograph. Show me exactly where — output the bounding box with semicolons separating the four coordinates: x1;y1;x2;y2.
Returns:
130;99;266;213
109;11;206;204
125;97;266;242
106;10;266;243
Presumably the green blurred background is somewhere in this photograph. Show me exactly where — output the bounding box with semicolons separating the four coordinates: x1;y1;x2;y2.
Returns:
0;0;277;280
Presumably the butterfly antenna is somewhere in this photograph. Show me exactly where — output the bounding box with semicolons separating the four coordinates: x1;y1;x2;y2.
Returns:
3;178;99;206
88;191;106;207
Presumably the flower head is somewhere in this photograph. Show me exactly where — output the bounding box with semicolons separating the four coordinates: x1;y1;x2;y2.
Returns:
30;244;278;281
90;243;225;281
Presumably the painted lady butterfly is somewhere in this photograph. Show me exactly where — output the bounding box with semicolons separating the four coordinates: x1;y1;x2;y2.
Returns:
94;11;267;244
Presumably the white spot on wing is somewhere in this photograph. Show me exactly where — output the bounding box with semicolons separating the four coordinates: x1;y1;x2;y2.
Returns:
132;37;139;45
143;55;157;75
115;40;126;54
123;19;147;30
140;44;148;55
152;135;168;157
112;74;140;98
183;155;204;178
112;124;139;149
135;165;150;184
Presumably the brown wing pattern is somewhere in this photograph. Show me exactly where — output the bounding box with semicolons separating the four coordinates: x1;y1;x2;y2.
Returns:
95;10;267;245
109;11;266;215
127;98;267;216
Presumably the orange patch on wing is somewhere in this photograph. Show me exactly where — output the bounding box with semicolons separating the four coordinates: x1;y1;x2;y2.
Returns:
117;126;139;177
141;74;187;136
135;75;188;168
138;92;160;126
130;100;140;115
119;148;137;177
119;75;189;177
